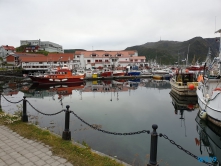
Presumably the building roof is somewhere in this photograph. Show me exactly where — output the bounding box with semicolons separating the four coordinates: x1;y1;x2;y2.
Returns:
19;53;74;62
2;45;15;51
75;50;137;58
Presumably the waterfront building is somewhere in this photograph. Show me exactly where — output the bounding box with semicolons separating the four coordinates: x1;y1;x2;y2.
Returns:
75;50;146;69
20;39;64;53
0;45;15;59
5;50;146;71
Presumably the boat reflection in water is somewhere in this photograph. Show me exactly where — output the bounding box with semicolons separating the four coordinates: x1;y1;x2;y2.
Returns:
170;90;199;136
195;114;221;165
170;90;198;114
26;82;85;102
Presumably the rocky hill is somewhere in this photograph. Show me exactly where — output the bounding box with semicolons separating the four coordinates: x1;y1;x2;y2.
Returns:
125;37;220;65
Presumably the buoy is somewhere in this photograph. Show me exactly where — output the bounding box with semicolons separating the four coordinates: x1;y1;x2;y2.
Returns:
199;111;207;120
188;84;195;90
187;104;194;110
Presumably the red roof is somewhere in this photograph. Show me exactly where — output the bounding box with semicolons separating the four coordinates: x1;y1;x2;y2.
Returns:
2;45;15;51
19;53;74;62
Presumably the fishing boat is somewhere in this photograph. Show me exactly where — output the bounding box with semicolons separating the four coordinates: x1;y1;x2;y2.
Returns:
112;70;125;76
197;29;221;127
170;68;198;96
100;68;113;77
125;65;141;76
29;66;85;84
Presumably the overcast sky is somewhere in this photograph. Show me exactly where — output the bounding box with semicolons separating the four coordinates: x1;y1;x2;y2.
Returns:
0;0;221;50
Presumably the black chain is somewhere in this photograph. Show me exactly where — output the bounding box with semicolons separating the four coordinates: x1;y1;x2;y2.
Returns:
1;94;23;104
70;110;150;135
26;100;64;116
159;133;213;166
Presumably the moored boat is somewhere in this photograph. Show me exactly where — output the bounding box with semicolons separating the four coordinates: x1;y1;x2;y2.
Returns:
29;67;85;84
170;68;198;96
197;29;221;127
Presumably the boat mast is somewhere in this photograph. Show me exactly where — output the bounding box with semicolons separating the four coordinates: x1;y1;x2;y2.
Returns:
186;44;190;66
215;29;221;74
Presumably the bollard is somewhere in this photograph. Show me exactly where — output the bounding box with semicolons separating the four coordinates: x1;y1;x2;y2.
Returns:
147;124;159;166
62;105;71;140
22;96;28;122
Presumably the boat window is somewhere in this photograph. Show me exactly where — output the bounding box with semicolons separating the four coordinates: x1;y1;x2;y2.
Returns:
183;74;190;83
176;75;182;82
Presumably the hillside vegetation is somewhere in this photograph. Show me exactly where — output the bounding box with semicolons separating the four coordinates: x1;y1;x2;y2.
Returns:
125;37;220;65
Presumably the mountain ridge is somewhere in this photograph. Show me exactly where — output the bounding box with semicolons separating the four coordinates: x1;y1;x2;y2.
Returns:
125;37;220;65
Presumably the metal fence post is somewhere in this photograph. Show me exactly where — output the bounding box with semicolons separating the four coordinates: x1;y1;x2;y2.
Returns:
22;96;28;122
147;124;159;166
62;105;71;140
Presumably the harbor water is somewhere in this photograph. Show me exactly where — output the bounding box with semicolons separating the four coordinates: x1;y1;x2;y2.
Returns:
1;79;218;166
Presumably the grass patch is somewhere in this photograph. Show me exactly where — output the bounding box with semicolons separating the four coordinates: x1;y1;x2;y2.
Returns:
0;111;124;166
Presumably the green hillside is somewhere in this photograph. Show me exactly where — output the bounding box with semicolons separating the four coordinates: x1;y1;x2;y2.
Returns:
125;37;220;65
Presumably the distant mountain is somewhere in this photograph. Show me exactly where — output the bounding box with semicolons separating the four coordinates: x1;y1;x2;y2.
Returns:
125;37;220;65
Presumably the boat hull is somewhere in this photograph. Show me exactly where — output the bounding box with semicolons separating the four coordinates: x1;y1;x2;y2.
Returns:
29;76;84;85
126;71;141;76
170;79;198;96
100;72;112;77
197;82;221;126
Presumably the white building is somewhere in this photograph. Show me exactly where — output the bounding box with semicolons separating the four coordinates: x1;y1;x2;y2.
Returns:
0;45;15;59
75;50;146;69
20;39;64;53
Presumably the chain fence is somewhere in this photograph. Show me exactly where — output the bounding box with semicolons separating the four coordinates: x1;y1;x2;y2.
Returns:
159;133;214;166
26;100;65;116
70;110;150;135
1;94;23;104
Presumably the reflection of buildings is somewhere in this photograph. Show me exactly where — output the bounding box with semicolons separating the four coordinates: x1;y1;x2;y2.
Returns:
22;78;172;99
142;79;171;89
195;115;221;165
2;82;20;96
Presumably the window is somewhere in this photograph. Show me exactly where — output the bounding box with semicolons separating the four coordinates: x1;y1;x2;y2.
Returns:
117;54;121;57
87;60;91;63
105;54;109;57
92;54;96;57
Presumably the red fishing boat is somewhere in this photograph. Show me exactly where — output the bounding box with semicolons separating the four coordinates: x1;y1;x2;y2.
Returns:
100;68;113;77
29;67;85;84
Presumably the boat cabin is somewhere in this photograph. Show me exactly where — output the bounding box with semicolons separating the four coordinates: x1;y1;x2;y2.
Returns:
176;73;197;84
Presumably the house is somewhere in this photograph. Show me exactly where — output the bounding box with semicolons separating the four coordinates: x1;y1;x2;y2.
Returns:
20;39;64;53
0;45;15;59
18;53;79;71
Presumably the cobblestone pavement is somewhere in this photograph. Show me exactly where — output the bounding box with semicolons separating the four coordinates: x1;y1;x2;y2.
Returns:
0;125;73;166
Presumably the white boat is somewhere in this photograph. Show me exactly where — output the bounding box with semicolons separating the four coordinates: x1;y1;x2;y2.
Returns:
197;28;221;127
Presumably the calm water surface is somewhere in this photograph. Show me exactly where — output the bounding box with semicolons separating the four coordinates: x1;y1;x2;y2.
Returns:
1;79;217;166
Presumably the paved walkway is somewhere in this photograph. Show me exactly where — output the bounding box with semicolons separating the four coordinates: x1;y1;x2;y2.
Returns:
0;125;73;166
